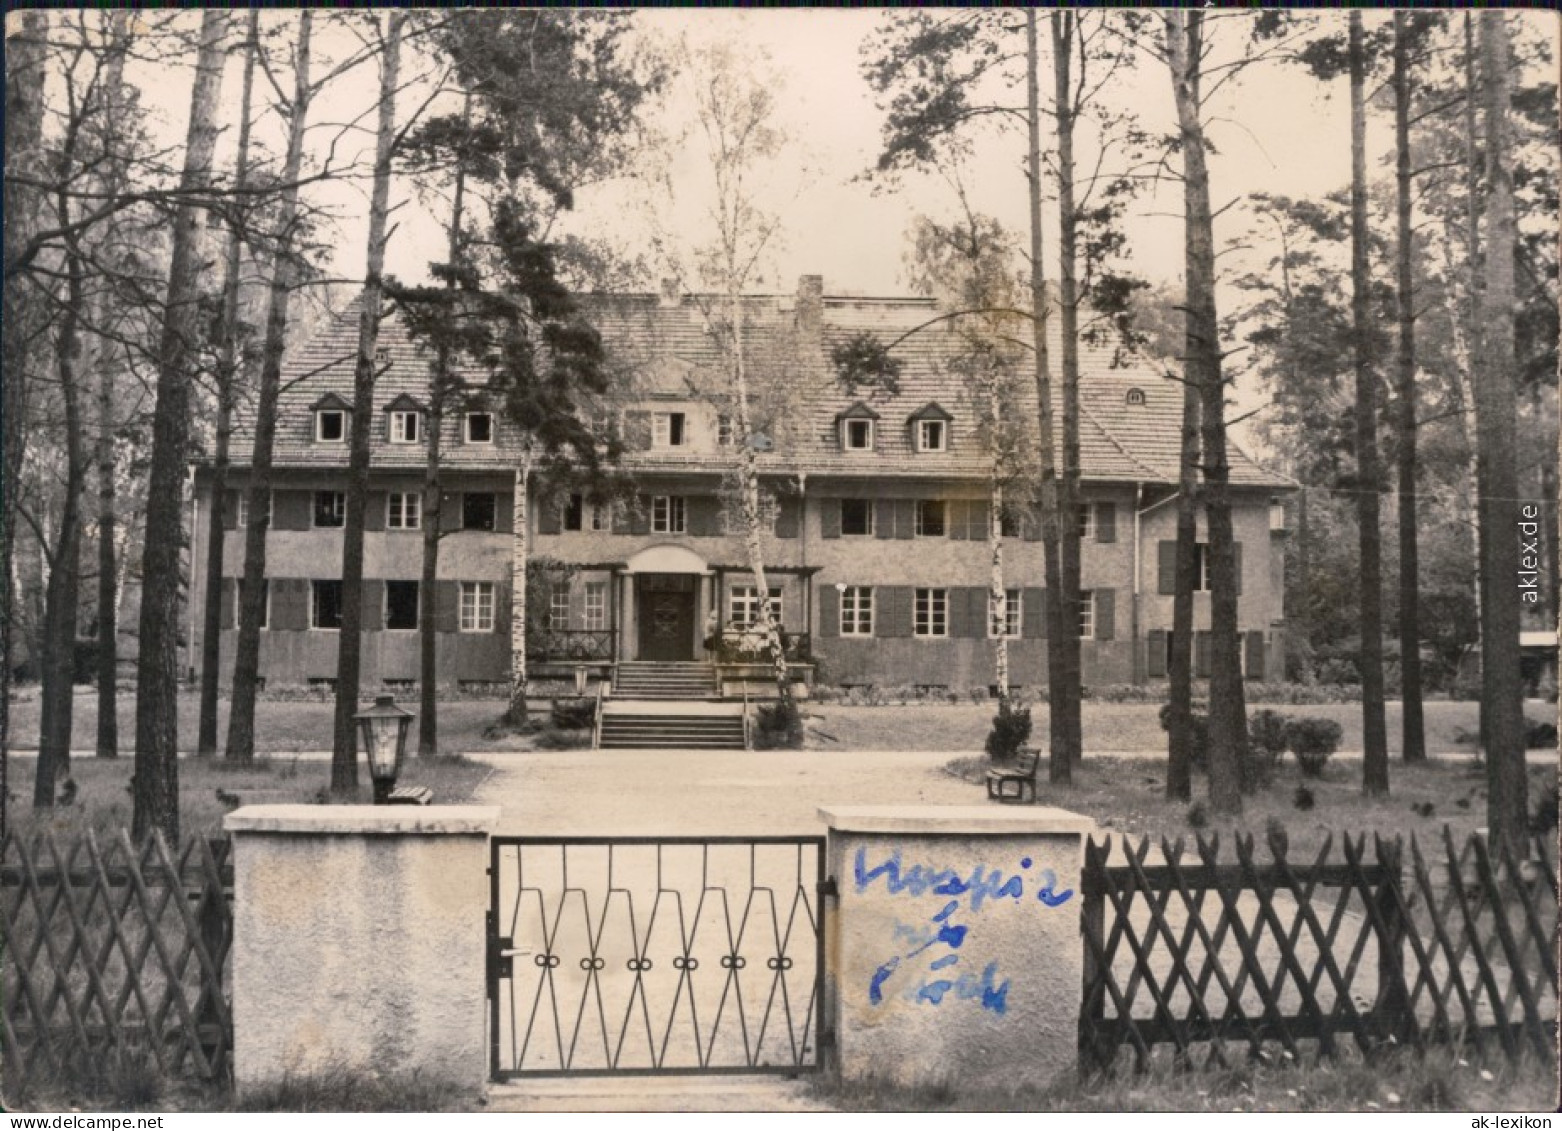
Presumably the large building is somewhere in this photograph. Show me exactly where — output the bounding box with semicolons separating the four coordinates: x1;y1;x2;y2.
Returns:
199;276;1291;694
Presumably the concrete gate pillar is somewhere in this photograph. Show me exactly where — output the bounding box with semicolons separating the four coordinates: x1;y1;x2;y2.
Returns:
819;805;1092;1092
224;805;499;1094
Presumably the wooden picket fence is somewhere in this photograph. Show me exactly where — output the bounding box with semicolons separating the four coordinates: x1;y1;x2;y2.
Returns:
1080;829;1559;1074
0;831;233;1086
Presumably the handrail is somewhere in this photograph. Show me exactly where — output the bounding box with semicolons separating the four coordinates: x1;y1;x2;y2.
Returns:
591;678;604;751
742;682;752;752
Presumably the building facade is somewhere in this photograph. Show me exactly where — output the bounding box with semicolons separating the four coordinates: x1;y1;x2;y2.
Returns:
200;277;1291;694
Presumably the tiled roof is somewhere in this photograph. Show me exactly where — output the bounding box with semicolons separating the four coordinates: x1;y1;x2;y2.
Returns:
224;288;1291;489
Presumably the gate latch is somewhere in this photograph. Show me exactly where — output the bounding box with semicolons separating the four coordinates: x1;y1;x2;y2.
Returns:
488;932;514;983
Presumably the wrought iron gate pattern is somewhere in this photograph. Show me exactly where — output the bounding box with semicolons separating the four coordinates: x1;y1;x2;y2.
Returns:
489;836;825;1078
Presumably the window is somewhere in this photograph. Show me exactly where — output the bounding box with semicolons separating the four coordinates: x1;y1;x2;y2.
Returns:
465;412;494;444
914;499;946;538
1126;387;1146;406
389;410;420;444
914;588;947;637
236;491;271;531
563;494;606;533
916;419;946;452
238;578;268;629
1078;590;1094;639
311;580;343;630
730;585;783;628
842;418;874;451
385;581;419;630
313;491;345;528
717;414;733;447
462;492;497;532
315;409;346;443
652;411;688;448
1077;503;1094;541
584;581;608;631
999;509;1020;538
549;583;570;631
1195;545;1213;591
840;498;874;537
460;581;495;632
387;491;421;530
990;589;1021;638
651;495;686;534
840;586;874;636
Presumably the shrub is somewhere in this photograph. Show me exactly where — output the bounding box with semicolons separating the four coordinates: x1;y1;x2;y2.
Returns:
532;725;588;751
1293;785;1315;811
1243;709;1291;793
1158;702;1209;769
1530;789;1558;835
1284;717;1343;778
1090;684;1168;704
753;699;804;750
984;701;1033;763
550;697;596;730
1186;801;1208;830
1524;719;1557;749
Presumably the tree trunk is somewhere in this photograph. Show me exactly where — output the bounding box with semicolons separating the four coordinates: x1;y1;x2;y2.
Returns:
1475;11;1526;862
1392;13;1426;765
508;463;531;724
1026;13;1068;787
990;478;1009;701
331;12;404;794
3;9;50;839
226;13;312;766
1350;12;1390;798
132;9;229;841
1463;12;1487;750
197;11;258;758
1051;11;1084;771
1167;11;1243;813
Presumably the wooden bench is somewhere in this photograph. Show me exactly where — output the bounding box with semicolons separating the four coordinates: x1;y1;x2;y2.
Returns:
986;747;1041;804
386;785;433;806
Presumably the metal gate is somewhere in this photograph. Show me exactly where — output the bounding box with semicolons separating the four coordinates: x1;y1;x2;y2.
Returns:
487;836;827;1079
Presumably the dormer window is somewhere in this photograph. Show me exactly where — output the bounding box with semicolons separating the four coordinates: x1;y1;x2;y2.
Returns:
465;412;494;444
383;393;426;444
717;414;733;447
653;411;688;448
908;402;954;453
836;401;880;453
310;393;353;443
1126;387;1146;406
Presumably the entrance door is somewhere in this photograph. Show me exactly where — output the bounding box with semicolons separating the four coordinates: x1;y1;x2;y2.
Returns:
636;574;696;661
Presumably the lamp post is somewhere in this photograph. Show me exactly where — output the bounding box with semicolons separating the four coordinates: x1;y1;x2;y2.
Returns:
355;695;413;805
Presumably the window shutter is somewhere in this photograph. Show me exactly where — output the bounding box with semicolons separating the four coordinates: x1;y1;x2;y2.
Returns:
361;581;383;630
818;584;839;638
879;586;914;638
969;500;990;543
272;579;308;630
272;490;312;531
1158;540;1176;595
685;496;713;537
874;499;896;541
628;495;651;536
1024;505;1043;542
537;497;561;535
440;492;463;532
895;499;916;541
496;583;512;634
821;499;841;539
494;492;514;535
1195;630;1212;679
1096;502;1117;544
948;586;972;636
611;500;631;535
1148;629;1168;678
1094;588;1116;641
948;500;969;541
1234;541;1243;595
774;497;799;539
624;410;652;450
364;492;386;532
1245;630;1265;681
435;581;460;633
1022;588;1046;638
220;579;237;629
222;491;239;531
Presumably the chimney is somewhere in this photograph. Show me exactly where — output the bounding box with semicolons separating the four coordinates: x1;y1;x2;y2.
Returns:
796;274;823;348
659;277;680;308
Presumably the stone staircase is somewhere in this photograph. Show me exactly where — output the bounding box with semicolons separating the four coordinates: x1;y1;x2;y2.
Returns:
598;662;745;750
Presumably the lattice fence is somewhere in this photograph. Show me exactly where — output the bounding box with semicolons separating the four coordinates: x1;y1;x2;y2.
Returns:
1;831;233;1085
1081;829;1558;1074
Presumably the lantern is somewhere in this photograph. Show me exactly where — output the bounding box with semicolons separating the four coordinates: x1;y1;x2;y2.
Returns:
355;695;413;804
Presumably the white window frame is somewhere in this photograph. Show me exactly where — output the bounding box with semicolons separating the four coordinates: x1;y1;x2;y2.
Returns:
652;411;688;449
651;495;686;534
989;589;1021;639
312;491;346;529
717;414;734;447
914;588;948;638
236;490;271;531
386;491;421;531
840;585;873;637
841;418;874;452
914;499;946;538
459;581;495;633
464;412;494;445
383;580;420;631
564;494;606;533
584;581;608;631
840;498;874;537
548;582;571;631
315;409;347;443
310;580;343;631
916;418;947;452
1077;503;1095;541
730;585;783;629
1079;590;1095;639
389;410;421;444
1195;544;1213;592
